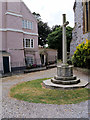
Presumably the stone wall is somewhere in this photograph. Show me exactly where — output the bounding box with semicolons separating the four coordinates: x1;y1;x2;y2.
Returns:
70;1;89;57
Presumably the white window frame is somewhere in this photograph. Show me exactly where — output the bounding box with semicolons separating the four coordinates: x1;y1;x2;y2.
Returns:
28;21;30;29
30;22;33;30
25;20;27;29
22;20;33;30
24;38;34;48
31;39;34;48
22;20;24;28
26;39;30;48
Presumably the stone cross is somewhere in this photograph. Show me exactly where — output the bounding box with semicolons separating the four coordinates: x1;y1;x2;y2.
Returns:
62;14;69;65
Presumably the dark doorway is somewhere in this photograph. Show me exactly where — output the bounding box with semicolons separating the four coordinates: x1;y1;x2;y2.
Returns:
3;57;10;73
40;54;44;65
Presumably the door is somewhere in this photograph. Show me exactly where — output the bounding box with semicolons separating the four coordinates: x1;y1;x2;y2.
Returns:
3;57;10;73
40;54;44;65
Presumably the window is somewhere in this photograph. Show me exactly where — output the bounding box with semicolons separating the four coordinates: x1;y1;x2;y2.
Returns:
26;39;30;47
88;1;90;31
31;39;34;48
22;20;24;28
22;20;33;30
83;0;90;33
30;57;34;64
24;39;34;48
26;57;34;65
30;22;33;29
25;20;27;29
28;21;30;29
86;1;88;31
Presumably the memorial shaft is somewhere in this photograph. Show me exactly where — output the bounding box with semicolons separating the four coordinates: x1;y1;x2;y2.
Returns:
62;14;67;65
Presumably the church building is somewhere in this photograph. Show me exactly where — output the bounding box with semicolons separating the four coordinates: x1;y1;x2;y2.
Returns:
70;0;90;56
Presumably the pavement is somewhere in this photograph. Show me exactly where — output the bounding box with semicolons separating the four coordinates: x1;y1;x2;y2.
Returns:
0;67;90;119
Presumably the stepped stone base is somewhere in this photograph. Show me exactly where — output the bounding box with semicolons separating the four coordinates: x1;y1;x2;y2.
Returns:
43;65;89;89
43;79;88;89
51;78;80;85
54;75;77;80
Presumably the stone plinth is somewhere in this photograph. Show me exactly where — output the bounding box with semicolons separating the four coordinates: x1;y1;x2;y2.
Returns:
43;64;88;89
51;65;80;85
57;65;73;77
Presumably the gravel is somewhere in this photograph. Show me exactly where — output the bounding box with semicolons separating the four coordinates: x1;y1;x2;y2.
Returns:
1;68;89;119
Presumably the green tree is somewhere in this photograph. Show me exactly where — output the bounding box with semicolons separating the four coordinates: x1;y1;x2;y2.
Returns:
51;25;61;32
66;26;73;52
47;26;73;59
32;12;41;22
38;21;51;46
33;12;51;46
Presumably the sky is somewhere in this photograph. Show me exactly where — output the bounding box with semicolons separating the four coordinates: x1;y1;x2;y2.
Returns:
23;0;75;28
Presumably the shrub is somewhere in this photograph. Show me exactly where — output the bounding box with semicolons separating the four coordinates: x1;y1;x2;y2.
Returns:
26;64;37;69
72;39;90;68
32;64;37;68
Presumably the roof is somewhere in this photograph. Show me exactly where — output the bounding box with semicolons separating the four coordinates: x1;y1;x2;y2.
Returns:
22;0;37;23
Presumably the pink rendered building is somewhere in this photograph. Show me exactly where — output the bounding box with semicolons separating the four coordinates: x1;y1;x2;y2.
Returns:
0;0;41;74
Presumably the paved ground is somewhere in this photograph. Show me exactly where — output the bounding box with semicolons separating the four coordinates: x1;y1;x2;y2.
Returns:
1;68;90;119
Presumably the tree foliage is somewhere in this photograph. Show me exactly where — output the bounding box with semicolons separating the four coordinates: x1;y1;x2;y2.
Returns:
51;25;61;32
33;12;51;46
66;26;73;52
32;12;41;22
47;26;73;59
33;12;73;59
38;21;51;46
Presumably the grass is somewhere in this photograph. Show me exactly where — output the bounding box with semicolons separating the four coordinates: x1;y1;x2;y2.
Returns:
10;78;90;105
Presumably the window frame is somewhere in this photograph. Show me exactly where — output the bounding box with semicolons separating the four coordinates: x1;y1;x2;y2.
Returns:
30;22;33;30
26;56;34;65
83;0;90;33
22;20;24;28
28;21;30;29
24;38;34;48
31;39;34;48
26;39;30;48
22;20;33;30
